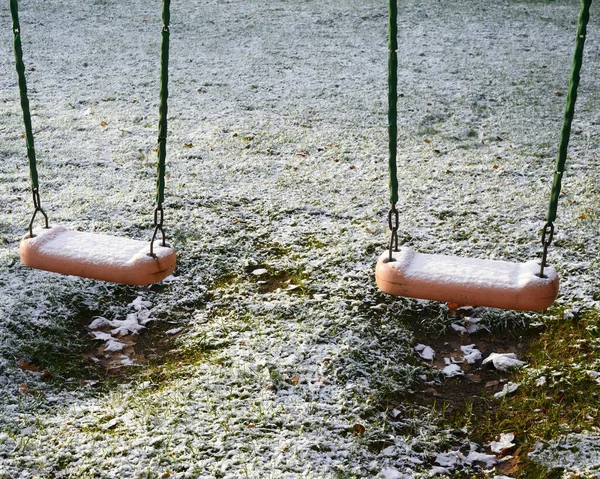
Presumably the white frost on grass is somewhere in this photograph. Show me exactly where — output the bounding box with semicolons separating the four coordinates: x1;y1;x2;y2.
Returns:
586;370;600;384
494;382;520;399
379;467;409;479
529;433;600;474
1;0;599;476
535;375;547;387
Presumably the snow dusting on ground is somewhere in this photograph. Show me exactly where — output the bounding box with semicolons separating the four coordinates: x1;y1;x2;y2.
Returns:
1;0;600;477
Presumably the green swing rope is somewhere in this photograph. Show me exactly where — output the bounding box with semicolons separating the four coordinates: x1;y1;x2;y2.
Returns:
10;0;49;237
150;0;171;256
11;0;171;252
387;0;399;262
539;0;591;277
385;0;591;274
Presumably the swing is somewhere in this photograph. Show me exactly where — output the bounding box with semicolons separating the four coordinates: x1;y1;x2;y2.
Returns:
10;0;176;286
376;0;591;311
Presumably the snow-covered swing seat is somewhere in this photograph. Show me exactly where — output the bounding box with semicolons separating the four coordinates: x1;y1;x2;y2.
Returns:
20;226;176;286
375;0;591;311
376;248;559;311
11;0;176;285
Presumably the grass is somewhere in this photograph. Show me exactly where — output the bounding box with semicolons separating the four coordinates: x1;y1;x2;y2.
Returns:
440;307;600;477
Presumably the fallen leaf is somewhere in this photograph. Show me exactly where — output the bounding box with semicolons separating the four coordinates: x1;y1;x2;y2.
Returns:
493;164;499;169
18;383;31;395
578;214;587;220
18;362;41;372
353;423;365;435
489;432;516;453
424;138;431;143
447;302;460;311
100;121;108;127
291;375;300;386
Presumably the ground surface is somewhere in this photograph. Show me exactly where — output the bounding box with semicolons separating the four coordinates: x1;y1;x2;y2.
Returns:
1;0;600;477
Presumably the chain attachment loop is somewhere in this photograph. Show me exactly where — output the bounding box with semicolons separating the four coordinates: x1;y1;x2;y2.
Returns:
538;221;555;278
28;187;49;238
149;203;166;257
387;203;399;262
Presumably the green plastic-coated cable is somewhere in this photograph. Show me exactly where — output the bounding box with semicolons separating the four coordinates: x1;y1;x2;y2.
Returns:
156;0;170;206
10;0;39;190
546;0;591;222
388;0;398;206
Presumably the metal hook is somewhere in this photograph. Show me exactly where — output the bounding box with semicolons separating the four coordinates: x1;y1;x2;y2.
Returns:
387;203;399;262
148;204;166;257
28;188;49;238
538;221;554;278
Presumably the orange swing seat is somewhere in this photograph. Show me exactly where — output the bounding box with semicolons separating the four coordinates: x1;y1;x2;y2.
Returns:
375;247;559;311
20;226;176;286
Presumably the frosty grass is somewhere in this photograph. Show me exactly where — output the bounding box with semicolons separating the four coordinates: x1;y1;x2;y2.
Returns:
1;0;600;477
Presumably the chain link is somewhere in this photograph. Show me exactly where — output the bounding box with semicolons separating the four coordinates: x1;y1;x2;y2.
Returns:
538;221;554;278
387;203;399;262
149;204;166;257
28;187;49;238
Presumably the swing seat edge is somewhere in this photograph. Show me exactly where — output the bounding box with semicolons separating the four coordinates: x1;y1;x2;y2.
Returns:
375;247;559;311
20;225;176;285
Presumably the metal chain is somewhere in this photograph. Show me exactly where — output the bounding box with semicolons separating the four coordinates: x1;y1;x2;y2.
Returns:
538;221;554;278
384;0;400;262
28;187;49;238
387;203;399;262
149;203;166;257
150;0;170;255
11;0;51;234
539;0;591;273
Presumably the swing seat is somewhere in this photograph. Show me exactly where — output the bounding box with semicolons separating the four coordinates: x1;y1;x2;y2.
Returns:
375;247;559;311
20;226;176;285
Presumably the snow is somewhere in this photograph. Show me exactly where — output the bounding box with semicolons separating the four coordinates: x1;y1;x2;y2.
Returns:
461;344;482;364
442;364;463;378
391;248;555;288
27;225;173;264
1;0;599;476
494;382;520;399
489;433;516;454
483;353;527;371
414;343;435;360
